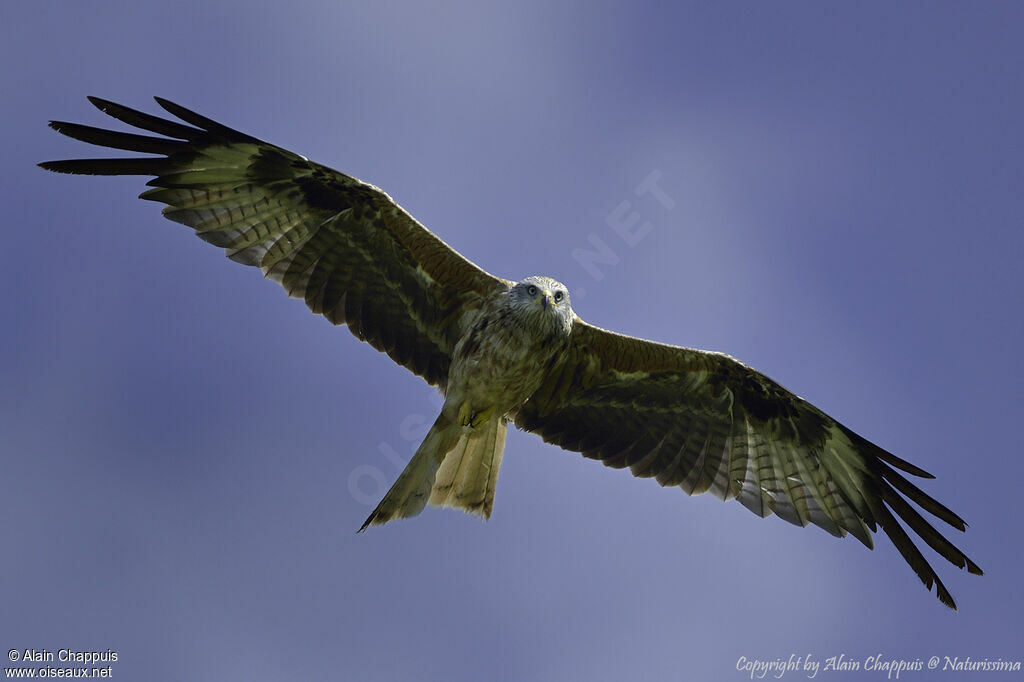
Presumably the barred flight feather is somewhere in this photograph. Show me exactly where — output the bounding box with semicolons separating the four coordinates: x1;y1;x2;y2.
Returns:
514;319;980;606
42;96;981;610
42;96;507;389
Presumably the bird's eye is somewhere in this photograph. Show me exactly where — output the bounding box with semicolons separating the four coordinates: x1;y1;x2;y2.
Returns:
526;285;538;296
554;291;564;302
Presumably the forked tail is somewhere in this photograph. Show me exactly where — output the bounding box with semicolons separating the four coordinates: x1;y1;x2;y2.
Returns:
358;412;507;531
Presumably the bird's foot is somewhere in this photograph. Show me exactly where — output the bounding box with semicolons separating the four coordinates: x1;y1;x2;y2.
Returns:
458;402;495;429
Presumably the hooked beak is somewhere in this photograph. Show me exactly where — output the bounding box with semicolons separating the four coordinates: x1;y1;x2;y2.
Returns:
540;289;553;309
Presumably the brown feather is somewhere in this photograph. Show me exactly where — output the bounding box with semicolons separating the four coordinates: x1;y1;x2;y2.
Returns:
40;96;509;387
516;318;980;608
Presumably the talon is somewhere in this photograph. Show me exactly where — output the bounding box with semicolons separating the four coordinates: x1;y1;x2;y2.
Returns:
469;405;495;429
457;401;474;427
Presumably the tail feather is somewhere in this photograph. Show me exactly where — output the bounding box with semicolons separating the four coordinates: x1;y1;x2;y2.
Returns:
358;413;510;531
430;417;507;518
358;414;461;531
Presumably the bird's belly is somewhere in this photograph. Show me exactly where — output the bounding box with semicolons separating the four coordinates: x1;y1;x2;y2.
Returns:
448;328;558;416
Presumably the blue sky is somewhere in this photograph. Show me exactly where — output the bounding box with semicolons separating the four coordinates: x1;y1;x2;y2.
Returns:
2;2;1022;680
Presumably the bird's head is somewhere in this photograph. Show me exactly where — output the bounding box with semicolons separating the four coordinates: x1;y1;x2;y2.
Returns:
509;275;574;338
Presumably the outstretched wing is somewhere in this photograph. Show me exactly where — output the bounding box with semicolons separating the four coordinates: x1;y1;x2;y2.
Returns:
516;318;982;608
40;97;509;387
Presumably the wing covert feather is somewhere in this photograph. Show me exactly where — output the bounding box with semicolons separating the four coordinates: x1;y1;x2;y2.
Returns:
41;97;509;387
42;97;980;608
515;319;981;608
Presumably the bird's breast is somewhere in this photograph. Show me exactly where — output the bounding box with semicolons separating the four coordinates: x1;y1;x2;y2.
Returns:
448;309;567;414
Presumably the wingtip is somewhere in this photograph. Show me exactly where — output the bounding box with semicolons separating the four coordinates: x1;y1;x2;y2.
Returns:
86;95;115;112
152;96;185;118
936;581;958;611
38;160;72;173
45;120;78;137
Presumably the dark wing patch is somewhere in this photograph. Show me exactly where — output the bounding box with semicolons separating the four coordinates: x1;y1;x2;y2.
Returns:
41;97;509;387
516;319;982;609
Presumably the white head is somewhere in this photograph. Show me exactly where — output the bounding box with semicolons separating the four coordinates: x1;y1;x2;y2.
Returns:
507;275;574;338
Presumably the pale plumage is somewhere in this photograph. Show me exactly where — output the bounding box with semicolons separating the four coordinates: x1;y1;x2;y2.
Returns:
41;97;982;608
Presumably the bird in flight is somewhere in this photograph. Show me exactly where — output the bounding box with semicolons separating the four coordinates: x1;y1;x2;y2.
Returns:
41;97;982;608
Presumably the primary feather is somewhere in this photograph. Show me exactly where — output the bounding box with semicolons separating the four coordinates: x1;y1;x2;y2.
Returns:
41;97;982;609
